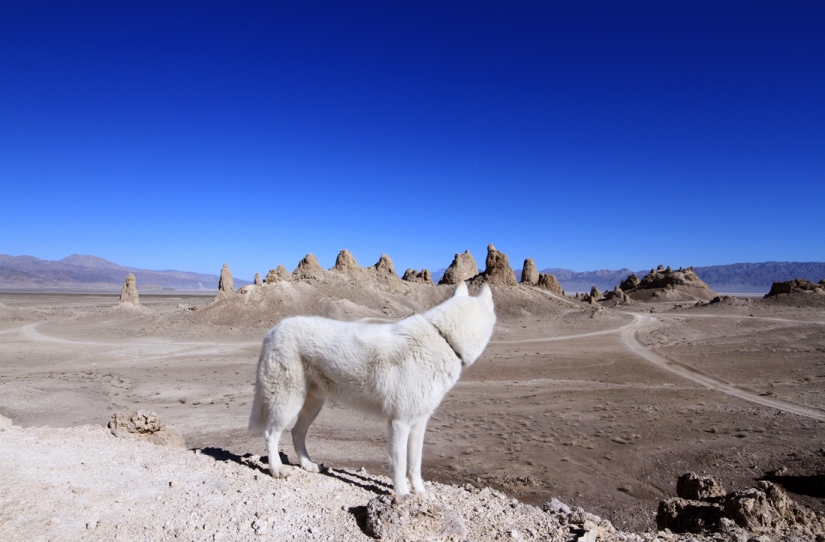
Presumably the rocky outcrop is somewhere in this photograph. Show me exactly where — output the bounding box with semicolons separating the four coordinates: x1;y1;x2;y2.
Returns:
438;250;479;285
603;285;629;303
254;273;262;285
521;258;539;285
478;244;517;286
365;494;466;541
119;273;140;306
657;473;825;539
107;410;184;448
536;273;563;295
622;266;717;302
218;264;234;295
331;249;362;277
293;254;325;281
765;278;825;297
264;265;291;283
619;274;640;291
402;269;433;285
372;254;397;277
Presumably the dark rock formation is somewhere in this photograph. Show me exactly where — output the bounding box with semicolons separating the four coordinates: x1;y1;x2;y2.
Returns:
620;274;640;291
765;278;824;297
438;250;479;285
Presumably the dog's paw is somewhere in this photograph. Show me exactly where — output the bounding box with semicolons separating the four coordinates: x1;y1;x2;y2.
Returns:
270;465;292;479
412;488;435;500
300;459;321;473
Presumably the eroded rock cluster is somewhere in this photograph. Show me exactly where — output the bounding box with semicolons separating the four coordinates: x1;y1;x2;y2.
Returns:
765;278;825;297
657;472;825;540
402;268;433;285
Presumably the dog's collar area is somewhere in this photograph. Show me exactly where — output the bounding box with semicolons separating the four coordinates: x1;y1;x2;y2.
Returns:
428;322;466;367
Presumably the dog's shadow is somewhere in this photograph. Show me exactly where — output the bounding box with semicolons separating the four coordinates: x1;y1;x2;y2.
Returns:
197;446;392;496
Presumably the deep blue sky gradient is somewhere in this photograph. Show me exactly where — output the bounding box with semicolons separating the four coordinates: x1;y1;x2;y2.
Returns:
2;2;823;280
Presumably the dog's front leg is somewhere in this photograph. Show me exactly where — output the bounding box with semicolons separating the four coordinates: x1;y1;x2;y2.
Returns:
387;419;411;495
406;418;430;496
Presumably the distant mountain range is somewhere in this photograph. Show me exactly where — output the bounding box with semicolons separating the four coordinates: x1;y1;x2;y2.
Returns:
434;262;825;293
2;254;823;293
0;254;248;292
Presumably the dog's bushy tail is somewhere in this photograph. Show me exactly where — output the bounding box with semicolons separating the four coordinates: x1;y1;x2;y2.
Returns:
248;376;269;435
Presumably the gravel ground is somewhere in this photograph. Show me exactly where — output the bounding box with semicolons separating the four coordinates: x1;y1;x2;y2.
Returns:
0;419;731;542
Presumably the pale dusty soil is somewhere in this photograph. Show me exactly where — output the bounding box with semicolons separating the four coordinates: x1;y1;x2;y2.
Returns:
1;289;824;539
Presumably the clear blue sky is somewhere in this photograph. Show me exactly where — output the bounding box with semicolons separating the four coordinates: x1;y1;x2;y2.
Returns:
2;2;823;280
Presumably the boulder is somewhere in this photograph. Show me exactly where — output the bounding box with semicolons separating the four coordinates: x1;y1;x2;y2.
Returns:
402;269;433;285
521;258;539;285
438;250;479;285
480;244;517;286
107;410;184;448
254;273;262;285
293;254;325;281
119;273;140;306
677;472;726;501
218;264;234;294
331;249;362;276
365;494;466;541
657;498;725;533
536;273;563;295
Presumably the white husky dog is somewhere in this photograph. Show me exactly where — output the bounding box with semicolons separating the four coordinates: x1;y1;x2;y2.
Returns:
249;282;496;495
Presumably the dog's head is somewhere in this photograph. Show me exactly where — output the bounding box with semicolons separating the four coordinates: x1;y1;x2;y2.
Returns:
435;281;496;367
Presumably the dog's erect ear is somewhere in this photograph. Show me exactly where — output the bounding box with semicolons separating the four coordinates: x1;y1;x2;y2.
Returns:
453;282;469;298
478;283;493;306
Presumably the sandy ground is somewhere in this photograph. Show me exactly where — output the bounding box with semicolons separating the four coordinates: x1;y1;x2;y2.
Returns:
1;290;824;535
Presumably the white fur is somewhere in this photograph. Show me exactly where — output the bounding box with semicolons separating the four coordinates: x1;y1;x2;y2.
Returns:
249;282;496;495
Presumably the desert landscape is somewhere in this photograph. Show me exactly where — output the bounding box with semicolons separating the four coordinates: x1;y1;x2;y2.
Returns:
2;246;824;541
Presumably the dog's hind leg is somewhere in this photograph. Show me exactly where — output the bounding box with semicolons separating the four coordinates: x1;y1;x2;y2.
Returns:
291;392;325;473
406;417;430;496
388;419;412;495
265;426;289;478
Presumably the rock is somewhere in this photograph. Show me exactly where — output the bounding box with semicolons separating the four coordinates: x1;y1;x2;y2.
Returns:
765;278;824;297
218;264;234;294
107;410;184;448
0;414;12;428
657;498;725;533
480;244;517;286
293;254;325;281
677;472;726;501
119;273;140;306
253;273;262;285
521;259;538;285
365;494;466;541
620;274;640;291
438;250;479;285
331;249;362;276
537;273;563;295
589;286;602;302
603;286;629;303
372;254;397;277
402;269;434;285
710;295;736;304
264;265;291;283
